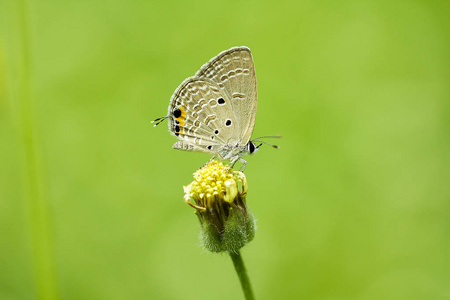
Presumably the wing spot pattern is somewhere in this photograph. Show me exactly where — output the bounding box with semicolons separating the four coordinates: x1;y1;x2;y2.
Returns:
208;99;217;107
173;141;195;151
219;68;250;83
204;114;217;126
192;98;208;114
232;92;246;100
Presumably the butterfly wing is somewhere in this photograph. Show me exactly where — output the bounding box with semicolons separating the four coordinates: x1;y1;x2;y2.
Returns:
195;46;257;144
167;77;240;154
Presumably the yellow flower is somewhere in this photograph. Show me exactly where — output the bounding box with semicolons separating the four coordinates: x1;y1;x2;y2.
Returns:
183;160;255;252
184;160;247;210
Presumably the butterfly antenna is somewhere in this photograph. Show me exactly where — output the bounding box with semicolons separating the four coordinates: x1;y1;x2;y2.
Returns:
252;140;280;149
251;135;281;149
151;116;168;127
252;135;282;140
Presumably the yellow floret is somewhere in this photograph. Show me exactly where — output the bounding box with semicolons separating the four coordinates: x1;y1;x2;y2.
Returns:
184;160;247;211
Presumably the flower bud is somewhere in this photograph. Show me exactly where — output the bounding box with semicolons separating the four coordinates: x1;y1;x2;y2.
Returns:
183;161;256;252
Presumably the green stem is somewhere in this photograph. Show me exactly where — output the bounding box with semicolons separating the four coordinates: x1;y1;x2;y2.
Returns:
15;0;58;299
229;251;255;300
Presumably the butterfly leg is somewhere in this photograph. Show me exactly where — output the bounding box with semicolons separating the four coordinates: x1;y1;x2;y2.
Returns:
238;158;248;172
201;154;217;169
227;156;247;172
227;156;239;172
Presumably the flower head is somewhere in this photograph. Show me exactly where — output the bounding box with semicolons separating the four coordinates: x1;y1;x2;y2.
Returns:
184;160;255;252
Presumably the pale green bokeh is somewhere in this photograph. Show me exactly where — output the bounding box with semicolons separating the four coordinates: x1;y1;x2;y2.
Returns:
1;0;449;299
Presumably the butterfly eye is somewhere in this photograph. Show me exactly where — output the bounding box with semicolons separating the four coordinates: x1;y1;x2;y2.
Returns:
218;98;225;105
248;142;255;154
225;119;232;126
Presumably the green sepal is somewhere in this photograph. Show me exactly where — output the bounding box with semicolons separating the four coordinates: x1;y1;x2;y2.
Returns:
197;207;256;253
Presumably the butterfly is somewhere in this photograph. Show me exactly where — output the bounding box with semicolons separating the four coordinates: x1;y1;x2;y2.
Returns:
153;46;279;171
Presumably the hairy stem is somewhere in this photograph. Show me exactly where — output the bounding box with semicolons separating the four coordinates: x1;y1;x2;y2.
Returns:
229;251;255;300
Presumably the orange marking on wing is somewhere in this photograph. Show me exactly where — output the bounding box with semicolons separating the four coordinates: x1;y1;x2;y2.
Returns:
176;107;186;130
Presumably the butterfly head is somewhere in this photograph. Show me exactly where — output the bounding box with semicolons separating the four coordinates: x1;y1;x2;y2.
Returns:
246;141;261;156
248;135;281;155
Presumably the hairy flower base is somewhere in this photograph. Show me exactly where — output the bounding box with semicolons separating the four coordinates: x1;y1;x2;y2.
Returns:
184;161;256;252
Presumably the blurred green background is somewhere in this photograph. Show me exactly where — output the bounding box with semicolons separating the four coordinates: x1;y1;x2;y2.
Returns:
1;0;449;299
